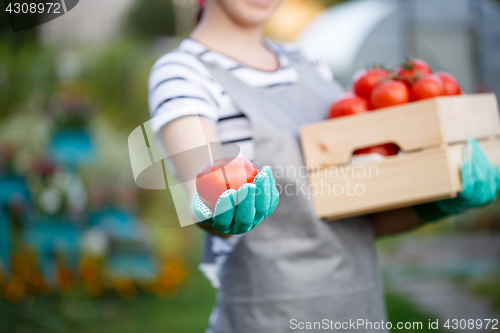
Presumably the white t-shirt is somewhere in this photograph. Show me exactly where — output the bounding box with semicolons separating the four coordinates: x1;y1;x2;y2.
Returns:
148;37;335;288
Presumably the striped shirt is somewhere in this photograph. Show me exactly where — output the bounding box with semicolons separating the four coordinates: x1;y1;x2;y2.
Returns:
148;37;335;288
149;37;333;160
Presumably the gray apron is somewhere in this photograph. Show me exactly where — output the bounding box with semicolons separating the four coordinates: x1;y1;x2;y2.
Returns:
200;49;387;333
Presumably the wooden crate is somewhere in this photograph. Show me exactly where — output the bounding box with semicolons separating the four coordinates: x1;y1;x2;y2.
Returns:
300;94;500;220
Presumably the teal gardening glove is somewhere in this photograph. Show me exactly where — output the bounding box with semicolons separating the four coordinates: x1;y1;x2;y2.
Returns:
415;138;500;222
192;166;279;235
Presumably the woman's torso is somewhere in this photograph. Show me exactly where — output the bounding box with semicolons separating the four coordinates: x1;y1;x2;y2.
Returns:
149;39;387;332
148;38;335;288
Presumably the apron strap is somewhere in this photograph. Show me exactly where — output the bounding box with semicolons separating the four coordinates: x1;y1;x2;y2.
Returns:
273;43;344;104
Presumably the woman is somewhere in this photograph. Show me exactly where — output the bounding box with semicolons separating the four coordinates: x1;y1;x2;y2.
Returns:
149;0;500;332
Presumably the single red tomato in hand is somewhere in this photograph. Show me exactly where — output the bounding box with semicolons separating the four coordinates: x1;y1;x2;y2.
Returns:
371;80;410;109
353;143;400;156
410;74;446;101
328;94;369;119
353;68;392;101
435;72;462;95
196;157;259;211
396;58;432;86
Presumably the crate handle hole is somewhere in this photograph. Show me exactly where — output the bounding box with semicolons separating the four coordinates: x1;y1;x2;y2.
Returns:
352;142;401;157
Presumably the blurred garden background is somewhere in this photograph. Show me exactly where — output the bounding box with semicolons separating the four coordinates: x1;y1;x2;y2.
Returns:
0;0;500;332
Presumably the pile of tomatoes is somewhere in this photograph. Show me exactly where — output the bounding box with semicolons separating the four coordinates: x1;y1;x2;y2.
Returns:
329;58;462;157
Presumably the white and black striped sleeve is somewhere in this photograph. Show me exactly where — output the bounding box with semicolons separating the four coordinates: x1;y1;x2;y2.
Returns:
148;53;220;133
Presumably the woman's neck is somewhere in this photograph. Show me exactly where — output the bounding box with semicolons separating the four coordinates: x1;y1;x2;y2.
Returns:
190;4;279;71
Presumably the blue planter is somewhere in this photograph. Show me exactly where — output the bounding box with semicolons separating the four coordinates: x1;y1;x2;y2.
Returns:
0;175;30;273
49;130;95;167
0;206;10;274
90;208;138;241
108;253;158;281
0;175;30;205
23;215;82;282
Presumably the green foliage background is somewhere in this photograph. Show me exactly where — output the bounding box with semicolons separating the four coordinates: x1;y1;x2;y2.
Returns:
125;0;177;39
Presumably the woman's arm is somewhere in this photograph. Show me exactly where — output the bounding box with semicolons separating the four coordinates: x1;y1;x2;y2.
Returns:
160;115;231;238
372;207;426;238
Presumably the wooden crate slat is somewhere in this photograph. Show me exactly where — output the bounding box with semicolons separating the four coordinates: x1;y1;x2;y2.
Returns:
439;94;500;143
310;148;456;219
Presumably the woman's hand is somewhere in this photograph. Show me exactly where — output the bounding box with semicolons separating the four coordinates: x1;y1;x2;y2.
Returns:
415;138;500;222
376;138;500;237
192;166;279;235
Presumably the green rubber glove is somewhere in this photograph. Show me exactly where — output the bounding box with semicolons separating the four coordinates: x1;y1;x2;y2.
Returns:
192;166;280;235
415;138;500;222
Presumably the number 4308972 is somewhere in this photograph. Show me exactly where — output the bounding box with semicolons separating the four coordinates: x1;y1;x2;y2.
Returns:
6;2;61;14
444;319;498;330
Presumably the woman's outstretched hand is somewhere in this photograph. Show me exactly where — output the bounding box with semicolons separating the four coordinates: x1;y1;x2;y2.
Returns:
192;166;279;235
415;138;500;222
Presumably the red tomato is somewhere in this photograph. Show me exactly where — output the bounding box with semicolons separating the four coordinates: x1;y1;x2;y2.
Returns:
328;94;369;119
371;80;410;109
353;68;392;101
435;72;462;95
196;157;259;211
410;74;446;101
353;143;400;156
396;58;432;86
